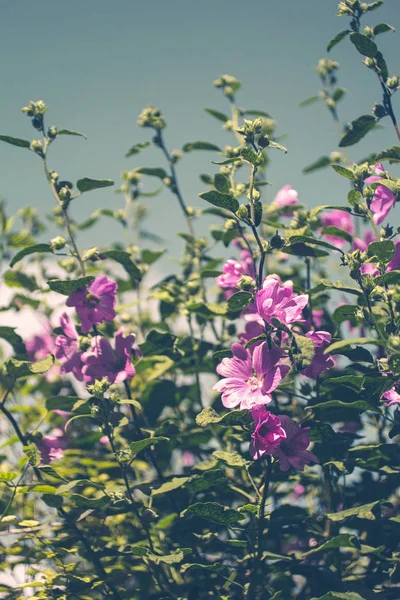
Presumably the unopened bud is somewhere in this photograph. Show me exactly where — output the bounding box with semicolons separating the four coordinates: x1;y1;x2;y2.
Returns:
82;247;100;262
58;186;71;201
30;139;43;153
387;76;400;90
373;103;387;119
364;57;375;69
237;276;255;291
363;26;373;38
87;377;111;397
48;125;57;139
224;219;237;231
270;231;285;249
163;177;172;187
50;235;66;250
142;508;158;523
236;205;249;220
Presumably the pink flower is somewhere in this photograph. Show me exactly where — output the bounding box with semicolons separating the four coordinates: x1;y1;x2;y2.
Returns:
387;241;400;272
66;275;117;334
26;326;55;362
213;342;289;409
353;231;378;275
273;416;319;471
250;406;286;460
365;164;396;225
216;247;255;295
272;184;299;216
238;321;265;350
54;313;87;382
254;275;308;326
301;331;335;379
321;210;354;248
81;328;137;383
382;387;400;407
38;428;67;464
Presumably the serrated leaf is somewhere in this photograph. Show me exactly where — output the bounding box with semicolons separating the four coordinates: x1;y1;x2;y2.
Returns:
350;32;378;57
10;243;52;267
125;141;150;157
182;141;221;152
339;115;376;147
102;250;142;282
0;135;31;149
130;436;169;457
331;164;354;179
227;291;253;312
199;190;239;212
196;407;251;428
47;276;94;295
213;451;247;468
327;29;349;52
181;501;245;526
375;146;400;163
57;129;87;139
204;108;229;122
76;178;114;193
240;147;259;164
367;240;395;263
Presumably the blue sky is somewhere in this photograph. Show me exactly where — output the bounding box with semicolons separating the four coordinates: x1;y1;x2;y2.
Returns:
1;0;399;254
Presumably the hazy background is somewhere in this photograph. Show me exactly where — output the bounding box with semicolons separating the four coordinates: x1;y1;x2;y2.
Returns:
1;0;399;257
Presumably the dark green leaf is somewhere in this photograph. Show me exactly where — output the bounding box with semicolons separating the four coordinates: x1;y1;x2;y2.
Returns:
373;23;395;35
182;141;221;152
102;250;142;282
339;115;376;147
181;502;245;526
204;108;229;122
141;248;166;265
214;173;230;194
321;226;353;243
367;240;395;263
350;32;378;57
331;164;354;179
327;29;349;52
325;337;384;354
332;87;347;102
10;244;52;267
76;178;114;193
0;327;26;356
57;129;87;139
240;147;259;164
125;141;150;157
375;146;400;163
227;291;253;312
0;135;31;149
4;270;38;292
284;242;329;258
303;156;331;174
130;436;169;458
301;534;359;558
199;190;239;212
196;407;251;428
244;109;272;117
136;167;168;179
47;276;94;295
375;270;400;285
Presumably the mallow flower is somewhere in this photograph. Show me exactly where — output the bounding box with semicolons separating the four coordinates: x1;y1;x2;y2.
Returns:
383;386;400;407
365;163;396;225
271;184;299;216
301;331;335;379
26;323;58;381
321;209;354;248
249;406;286;459
81;329;137;383
54;313;87;382
66;275;117;334
213;342;289;409
254;275;308;326
273;416;319;471
216;244;255;295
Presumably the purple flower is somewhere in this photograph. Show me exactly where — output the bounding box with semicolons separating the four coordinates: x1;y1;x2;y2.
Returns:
254;275;308;326
249;406;286;460
273;416;319;471
216;248;255;296
238;321;265;351
383;386;400;407
26;325;55;362
272;184;299;216
54;313;87;382
301;331;335;379
66;275;117;334
213;342;289;409
38;428;67;464
353;231;378;275
81;328;137;383
321;210;354;248
365;164;396;225
387;241;400;272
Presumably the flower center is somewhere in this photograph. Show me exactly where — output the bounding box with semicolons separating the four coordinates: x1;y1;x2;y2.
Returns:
85;292;101;308
247;375;262;391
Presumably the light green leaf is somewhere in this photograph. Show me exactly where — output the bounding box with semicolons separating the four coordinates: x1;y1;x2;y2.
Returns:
268;140;288;153
182;141;221;152
213;451;247;468
47;276;94;295
10;243;53;267
331;164;354;179
130;436;169;458
299;96;320;108
7;354;54;378
152;477;190;496
204;108;229;122
227;291;253;312
326;500;384;522
136;167;168;179
147;550;184;565
325;337;384;354
300;534;359;558
196;407;251;428
57;129;87;139
0;472;18;482
76;178;114;193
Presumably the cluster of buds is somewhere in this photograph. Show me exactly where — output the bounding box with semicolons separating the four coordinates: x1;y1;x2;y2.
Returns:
316;58;340;86
137;105;166;130
21;100;48;117
213;74;241;99
345;249;368;279
30;139;44;157
337;1;382;17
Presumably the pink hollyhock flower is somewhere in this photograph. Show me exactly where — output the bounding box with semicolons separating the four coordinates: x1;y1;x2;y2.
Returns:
249;406;286;460
81;329;137;383
387;241;400;272
54;313;87;382
353;230;378;275
272;184;299;216
213;342;289;409
273;416;319;471
382;386;400;407
301;331;335;379
38;428;67;464
365;163;396;225
254;275;308;326
66;275;117;334
216;246;255;296
321;210;354;248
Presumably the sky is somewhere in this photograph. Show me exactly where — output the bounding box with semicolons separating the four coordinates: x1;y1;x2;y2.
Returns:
1;0;399;257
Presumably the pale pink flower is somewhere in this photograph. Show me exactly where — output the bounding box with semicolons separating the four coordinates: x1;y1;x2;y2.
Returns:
254;275;308;326
272;184;299;216
365;163;396;225
301;331;335;379
321;210;354;248
38;428;67;464
55;313;87;382
250;406;286;460
66;275;117;334
382;387;400;407
273;416;319;471
213;342;289;409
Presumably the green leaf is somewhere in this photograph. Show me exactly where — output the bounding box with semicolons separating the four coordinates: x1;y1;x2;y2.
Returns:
181;502;245;526
240;147;259;164
332;87;347;102
204;108;229;122
374;270;400;286
213;450;247;468
325;337;383;354
300;534;359;558
375;50;388;79
7;355;54;379
227;291;253;312
76;178;114;193
141;248;166;265
321;226;353;243
0;135;31;149
182;141;221;152
375;146;400;163
331;164;354;179
130;436;169;458
136;167;168;179
125;141;150;157
332;304;359;324
307;400;379;413
4;270;38;292
327;29;349;52
373;23;395;35
367;240;395;263
284;242;329;258
214;173;231;194
350;32;378;57
0;327;26;356
57;129;87;139
339;115;376;147
326;501;384;522
310;279;362;296
10;243;52;267
312;593;366;600
268;140;287;153
102;250;142;282
147;550;184;565
152;477;190;496
289;235;344;253
18;519;40;527
196;407;251;428
46;396;83;411
348;189;362;206
47;276;94;295
181;562;225;573
303;156;331;174
199;190;239;213
211;157;241;165
244;109;272;117
0;472;18;482
299;96;320;108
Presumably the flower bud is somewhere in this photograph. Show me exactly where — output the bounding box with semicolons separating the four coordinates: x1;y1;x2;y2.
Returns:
224;219;237;231
87;377;111;397
330;151;342;162
363;25;374;38
50;171;59;182
237;275;255;291
270;231;285;249
248;189;260;201
142;508;158;523
372;103;387;119
137;105;166;129
236;205;249;220
82;247;100;262
48;125;57;139
171;149;182;163
30;139;43;154
387;76;400;90
50;235;67;250
364;57;375;69
58;186;71;201
163;177;172;187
